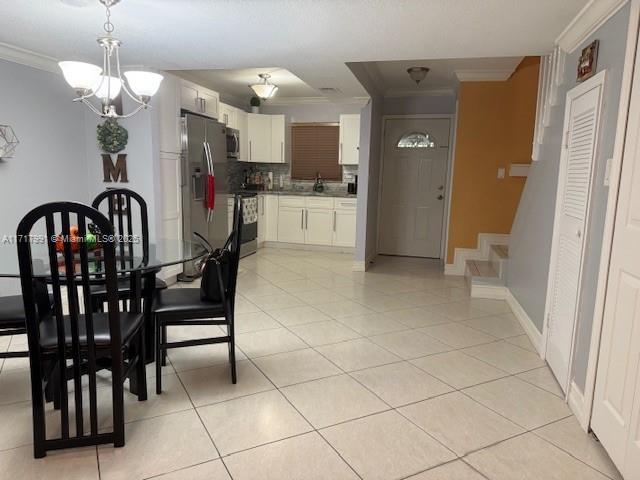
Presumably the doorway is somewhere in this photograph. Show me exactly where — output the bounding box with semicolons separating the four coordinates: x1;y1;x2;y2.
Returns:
544;71;606;393
378;117;452;258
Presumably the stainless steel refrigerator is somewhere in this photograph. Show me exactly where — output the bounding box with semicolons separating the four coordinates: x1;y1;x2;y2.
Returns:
179;113;229;280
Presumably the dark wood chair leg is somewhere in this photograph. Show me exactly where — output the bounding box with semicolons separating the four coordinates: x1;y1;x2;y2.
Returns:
112;363;125;448
161;324;167;367
155;316;162;395
228;312;237;384
136;325;147;402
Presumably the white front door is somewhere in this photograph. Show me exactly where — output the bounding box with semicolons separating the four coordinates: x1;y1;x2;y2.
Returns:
546;72;605;393
379;118;450;258
591;43;640;478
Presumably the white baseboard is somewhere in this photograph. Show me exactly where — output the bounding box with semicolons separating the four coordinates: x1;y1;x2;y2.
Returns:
505;288;543;357
568;380;589;431
471;284;507;299
446;233;510;276
261;241;355;254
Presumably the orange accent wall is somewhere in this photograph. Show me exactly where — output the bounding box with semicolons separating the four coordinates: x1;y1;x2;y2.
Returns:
446;57;540;263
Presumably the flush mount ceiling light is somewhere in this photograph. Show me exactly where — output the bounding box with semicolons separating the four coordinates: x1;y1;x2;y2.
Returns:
249;73;279;99
407;67;430;86
59;0;163;118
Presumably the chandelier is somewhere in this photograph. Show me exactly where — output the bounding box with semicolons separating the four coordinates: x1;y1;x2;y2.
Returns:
58;0;163;118
249;74;278;99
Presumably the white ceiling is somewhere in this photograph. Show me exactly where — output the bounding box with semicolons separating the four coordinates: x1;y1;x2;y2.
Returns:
174;67;319;100
361;57;525;96
0;0;588;98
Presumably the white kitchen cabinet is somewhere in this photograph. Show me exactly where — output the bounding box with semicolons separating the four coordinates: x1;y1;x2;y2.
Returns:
305;209;334;245
270;114;286;163
247;113;272;162
339;114;361;165
157;74;181;154
277;206;305;244
237;109;249;162
333;199;357;247
219;102;237;129
180;80;219;119
264;195;279;241
247;113;286;163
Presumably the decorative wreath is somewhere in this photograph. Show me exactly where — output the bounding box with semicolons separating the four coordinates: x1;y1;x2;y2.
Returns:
97;119;128;154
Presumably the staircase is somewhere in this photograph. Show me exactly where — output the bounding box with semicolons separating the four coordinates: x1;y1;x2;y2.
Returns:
465;244;509;298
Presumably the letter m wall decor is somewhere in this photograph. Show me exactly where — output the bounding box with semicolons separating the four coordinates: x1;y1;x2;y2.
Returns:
102;154;128;183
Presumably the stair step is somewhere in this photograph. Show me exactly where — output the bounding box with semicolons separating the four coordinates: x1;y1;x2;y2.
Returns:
490;244;509;259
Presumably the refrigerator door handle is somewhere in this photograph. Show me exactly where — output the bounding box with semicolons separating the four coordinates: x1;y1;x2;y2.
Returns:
204;141;215;222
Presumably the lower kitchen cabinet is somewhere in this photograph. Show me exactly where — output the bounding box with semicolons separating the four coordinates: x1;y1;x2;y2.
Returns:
277;206;305;244
333;209;357;247
258;194;279;244
305;208;334;246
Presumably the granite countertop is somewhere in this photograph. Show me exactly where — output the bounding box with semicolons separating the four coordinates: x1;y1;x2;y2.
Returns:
240;190;357;199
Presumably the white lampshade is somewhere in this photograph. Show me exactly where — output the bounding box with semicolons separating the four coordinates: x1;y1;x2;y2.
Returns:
250;83;278;99
124;71;163;98
58;61;102;91
93;76;122;100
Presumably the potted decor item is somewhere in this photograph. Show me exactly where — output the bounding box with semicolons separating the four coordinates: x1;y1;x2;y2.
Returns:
250;96;261;113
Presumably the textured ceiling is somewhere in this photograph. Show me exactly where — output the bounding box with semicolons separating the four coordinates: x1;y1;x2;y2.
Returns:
0;0;588;97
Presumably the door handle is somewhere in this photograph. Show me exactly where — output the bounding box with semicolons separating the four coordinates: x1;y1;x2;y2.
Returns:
438;185;444;191
437;195;444;200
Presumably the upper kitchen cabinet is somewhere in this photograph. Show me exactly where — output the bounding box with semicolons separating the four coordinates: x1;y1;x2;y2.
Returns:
219;102;237;129
157;74;182;154
237;109;249;162
339;114;360;165
180;79;219;119
271;115;286;164
247;113;286;163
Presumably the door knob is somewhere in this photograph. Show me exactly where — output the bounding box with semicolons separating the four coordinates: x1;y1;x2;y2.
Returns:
438;185;444;191
437;195;444;200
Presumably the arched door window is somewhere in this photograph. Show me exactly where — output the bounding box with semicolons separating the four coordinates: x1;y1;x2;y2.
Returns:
397;132;436;149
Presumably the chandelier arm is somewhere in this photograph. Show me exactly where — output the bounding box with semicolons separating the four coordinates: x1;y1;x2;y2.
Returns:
117;103;146;119
80;98;108;117
114;48;146;106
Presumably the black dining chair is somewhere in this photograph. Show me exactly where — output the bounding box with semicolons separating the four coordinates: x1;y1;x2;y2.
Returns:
153;196;243;394
90;188;167;311
17;201;147;458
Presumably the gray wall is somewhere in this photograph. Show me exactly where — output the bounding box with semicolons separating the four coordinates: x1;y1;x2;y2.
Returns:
382;95;457;116
0;59;89;295
507;4;630;390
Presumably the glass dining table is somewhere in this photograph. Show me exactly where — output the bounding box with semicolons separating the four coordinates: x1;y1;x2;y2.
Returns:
0;238;209;391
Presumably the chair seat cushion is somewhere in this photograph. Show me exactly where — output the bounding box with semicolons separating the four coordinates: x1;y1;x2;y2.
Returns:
90;277;168;297
39;312;144;350
0;294;53;330
153;288;224;317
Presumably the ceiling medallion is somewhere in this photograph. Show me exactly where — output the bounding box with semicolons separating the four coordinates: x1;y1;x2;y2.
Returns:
59;0;163;118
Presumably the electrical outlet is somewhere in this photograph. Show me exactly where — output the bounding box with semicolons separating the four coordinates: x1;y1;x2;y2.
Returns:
497;167;506;179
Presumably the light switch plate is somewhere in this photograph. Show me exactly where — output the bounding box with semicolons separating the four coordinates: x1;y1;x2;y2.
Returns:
497;167;506;179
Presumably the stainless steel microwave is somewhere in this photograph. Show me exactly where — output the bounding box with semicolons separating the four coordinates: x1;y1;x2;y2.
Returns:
226;127;239;158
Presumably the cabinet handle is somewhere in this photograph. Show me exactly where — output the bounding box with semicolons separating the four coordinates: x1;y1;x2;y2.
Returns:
333;211;336;232
301;210;304;230
305;209;308;229
249;141;252;161
281;142;284;162
339;142;343;163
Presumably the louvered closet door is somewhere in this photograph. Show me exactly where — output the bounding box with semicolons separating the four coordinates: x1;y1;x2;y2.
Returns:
546;74;604;393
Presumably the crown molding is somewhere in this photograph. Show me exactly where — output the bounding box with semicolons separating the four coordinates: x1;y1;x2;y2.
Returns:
0;42;58;74
265;96;370;106
384;87;456;98
556;0;628;53
454;69;515;82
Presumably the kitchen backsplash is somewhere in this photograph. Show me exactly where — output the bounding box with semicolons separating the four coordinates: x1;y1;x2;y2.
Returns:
229;161;358;193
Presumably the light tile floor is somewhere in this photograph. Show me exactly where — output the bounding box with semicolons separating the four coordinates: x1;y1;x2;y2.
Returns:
0;248;622;480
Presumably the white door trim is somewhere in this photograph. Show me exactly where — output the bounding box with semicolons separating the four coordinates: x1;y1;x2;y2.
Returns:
582;0;640;432
542;70;607;392
375;113;457;261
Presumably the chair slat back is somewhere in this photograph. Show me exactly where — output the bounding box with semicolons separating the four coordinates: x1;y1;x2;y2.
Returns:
92;188;149;266
17;201;121;453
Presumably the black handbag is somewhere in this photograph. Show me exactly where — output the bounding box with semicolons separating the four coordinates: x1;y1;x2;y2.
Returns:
199;248;231;302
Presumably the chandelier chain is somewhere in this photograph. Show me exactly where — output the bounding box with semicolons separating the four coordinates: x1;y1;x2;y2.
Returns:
103;3;114;34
